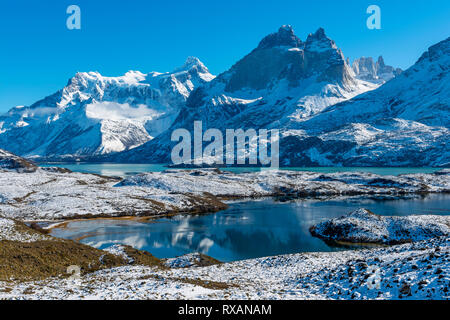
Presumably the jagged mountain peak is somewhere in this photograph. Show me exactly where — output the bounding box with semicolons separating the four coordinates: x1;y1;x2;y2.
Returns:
114;26;380;164
305;27;338;52
173;56;210;74
257;25;303;49
218;26;359;92
377;55;386;67
66;70;148;91
352;55;402;84
280;24;294;32
309;27;326;39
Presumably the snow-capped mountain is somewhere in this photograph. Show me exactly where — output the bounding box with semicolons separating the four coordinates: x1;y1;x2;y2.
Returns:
185;26;377;126
352;56;402;84
111;34;449;167
281;37;450;167
110;26;378;163
1;26;447;167
0;57;214;159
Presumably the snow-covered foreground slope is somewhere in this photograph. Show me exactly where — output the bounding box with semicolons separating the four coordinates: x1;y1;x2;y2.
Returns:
311;208;450;245
0;152;448;300
282;37;450;167
0;166;449;221
1;236;448;300
0;57;214;159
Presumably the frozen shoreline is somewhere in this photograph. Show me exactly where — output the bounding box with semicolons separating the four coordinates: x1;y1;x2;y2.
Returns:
0;166;448;221
0;152;448;300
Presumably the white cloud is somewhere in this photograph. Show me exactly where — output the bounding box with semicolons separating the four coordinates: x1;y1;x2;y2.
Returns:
86;101;160;121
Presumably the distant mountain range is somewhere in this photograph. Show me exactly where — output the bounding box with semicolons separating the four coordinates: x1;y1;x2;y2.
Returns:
352;56;403;84
0;26;448;167
0;57;214;158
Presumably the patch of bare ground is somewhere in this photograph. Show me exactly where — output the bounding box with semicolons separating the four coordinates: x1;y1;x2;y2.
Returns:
195;254;222;267
120;245;164;268
0;223;163;281
180;192;229;215
0;239;123;281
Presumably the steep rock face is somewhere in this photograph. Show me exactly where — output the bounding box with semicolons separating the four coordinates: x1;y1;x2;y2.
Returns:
0;58;214;159
111;26;377;164
376;56;403;82
281;37;450;167
352;56;402;84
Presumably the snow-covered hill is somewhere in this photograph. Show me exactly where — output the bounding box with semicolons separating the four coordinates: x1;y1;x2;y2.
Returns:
0;148;37;172
310;208;450;244
0;57;214;159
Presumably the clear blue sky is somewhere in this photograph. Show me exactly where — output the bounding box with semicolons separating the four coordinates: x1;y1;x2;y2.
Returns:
0;0;449;112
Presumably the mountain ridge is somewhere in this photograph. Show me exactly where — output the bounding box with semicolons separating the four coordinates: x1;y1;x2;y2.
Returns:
108;35;449;167
0;57;214;158
352;56;402;84
0;27;446;167
106;26;380;164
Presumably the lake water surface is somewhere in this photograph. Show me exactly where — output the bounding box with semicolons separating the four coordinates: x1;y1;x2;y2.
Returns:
51;194;450;262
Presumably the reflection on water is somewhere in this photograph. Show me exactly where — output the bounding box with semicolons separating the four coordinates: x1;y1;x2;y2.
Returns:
38;162;441;177
51;194;450;262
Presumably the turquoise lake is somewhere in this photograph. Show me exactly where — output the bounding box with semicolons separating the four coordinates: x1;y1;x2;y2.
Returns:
51;194;450;262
